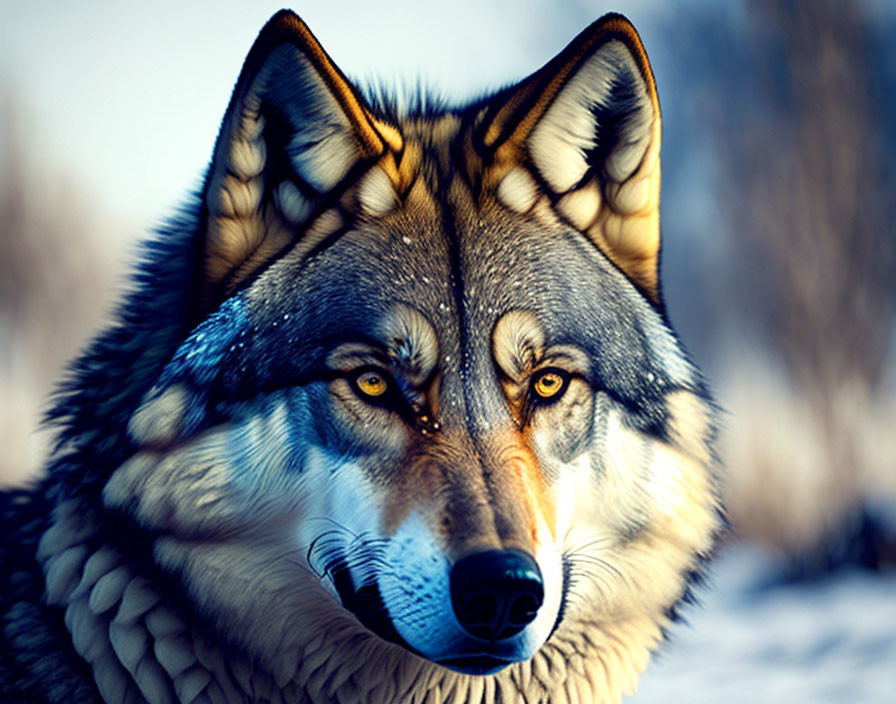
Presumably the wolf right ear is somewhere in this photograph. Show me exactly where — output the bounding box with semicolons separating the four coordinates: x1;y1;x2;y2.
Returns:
479;14;662;305
199;10;402;314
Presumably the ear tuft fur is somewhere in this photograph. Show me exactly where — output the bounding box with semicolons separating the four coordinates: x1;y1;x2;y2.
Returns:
482;14;663;305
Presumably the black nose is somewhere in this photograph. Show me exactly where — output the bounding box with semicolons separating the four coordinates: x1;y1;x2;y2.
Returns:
449;549;544;641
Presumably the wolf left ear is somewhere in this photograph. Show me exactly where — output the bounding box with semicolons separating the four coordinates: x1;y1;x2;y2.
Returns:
480;14;662;304
199;10;402;314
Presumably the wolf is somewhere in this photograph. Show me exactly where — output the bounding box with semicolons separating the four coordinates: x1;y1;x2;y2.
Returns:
0;10;722;704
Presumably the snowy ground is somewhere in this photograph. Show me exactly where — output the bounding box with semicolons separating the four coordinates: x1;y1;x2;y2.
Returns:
628;544;896;703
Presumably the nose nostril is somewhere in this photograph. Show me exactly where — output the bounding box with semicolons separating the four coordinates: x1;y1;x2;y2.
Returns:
450;549;544;641
457;594;499;640
509;594;541;626
459;596;499;640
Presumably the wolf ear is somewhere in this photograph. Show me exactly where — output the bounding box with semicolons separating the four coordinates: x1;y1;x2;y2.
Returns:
481;14;662;304
200;10;402;313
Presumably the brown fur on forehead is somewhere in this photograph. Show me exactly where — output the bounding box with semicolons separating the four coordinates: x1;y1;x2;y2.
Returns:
375;423;556;557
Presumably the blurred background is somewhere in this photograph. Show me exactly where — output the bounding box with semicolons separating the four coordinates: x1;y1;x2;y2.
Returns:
2;0;894;701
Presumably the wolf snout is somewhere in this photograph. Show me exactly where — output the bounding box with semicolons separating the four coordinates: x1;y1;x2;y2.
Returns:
449;549;544;641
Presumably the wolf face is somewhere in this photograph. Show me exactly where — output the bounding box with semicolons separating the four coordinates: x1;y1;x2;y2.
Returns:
26;11;722;704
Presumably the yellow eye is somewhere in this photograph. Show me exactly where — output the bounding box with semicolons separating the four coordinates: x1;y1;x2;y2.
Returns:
532;371;567;400
355;370;388;398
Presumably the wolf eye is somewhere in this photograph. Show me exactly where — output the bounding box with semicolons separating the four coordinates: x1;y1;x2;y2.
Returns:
531;370;569;402
354;370;389;399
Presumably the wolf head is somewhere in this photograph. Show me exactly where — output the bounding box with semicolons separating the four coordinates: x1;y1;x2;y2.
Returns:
46;11;721;702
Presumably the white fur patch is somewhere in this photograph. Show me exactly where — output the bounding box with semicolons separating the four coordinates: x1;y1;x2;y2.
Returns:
492;310;545;384
225;174;264;217
206;173;264;219
609;172;650;215
518;519;564;658
290;128;356;193
496;167;538;213
128;385;188;448
358;164;397;215
274;180;313;226
228;138;267;180
375;304;440;385
557;181;602;230
530;87;594;193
